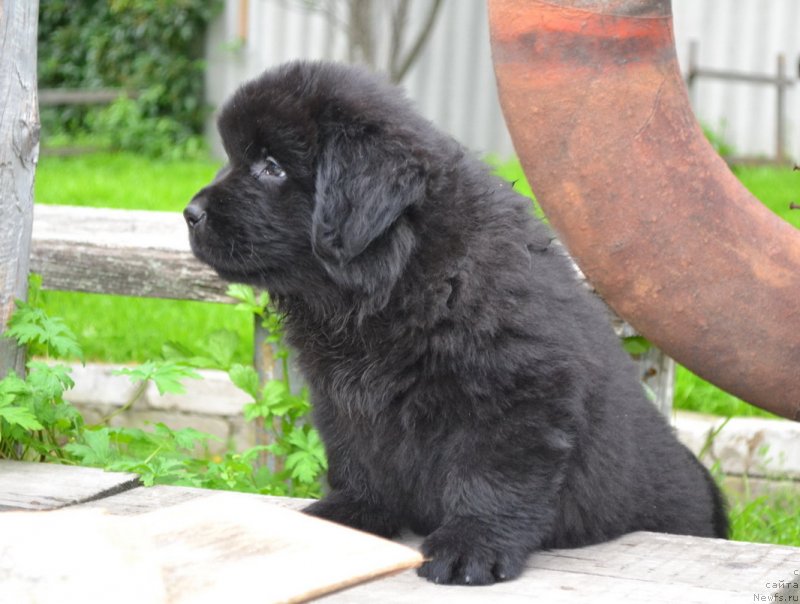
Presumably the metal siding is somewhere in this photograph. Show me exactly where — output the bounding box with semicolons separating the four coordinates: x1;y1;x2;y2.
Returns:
673;0;799;160
206;0;798;162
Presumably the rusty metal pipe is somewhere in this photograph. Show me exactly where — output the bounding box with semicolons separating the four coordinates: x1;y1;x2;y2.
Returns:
489;0;800;420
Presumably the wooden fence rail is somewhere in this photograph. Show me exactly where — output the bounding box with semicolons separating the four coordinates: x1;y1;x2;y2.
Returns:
687;40;796;165
31;205;229;302
38;88;139;107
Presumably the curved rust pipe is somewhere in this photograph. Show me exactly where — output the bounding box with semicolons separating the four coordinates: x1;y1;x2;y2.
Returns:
488;0;800;420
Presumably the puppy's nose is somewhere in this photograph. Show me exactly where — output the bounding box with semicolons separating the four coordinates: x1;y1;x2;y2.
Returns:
184;196;208;229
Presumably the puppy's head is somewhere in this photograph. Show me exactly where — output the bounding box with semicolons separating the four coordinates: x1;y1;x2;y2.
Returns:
185;61;434;309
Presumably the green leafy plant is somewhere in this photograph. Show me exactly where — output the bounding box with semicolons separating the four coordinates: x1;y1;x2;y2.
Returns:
223;284;327;496
0;278;325;497
37;0;222;157
1;276;84;461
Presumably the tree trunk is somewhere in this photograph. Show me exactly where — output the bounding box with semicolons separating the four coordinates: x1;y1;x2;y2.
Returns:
0;1;40;378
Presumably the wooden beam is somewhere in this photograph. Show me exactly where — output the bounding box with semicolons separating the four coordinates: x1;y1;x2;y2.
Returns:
0;460;139;511
0;1;40;377
30;205;233;303
66;474;800;603
38;88;138;106
238;0;249;42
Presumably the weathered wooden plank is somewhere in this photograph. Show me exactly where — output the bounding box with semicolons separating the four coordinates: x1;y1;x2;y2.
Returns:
78;480;800;604
0;460;139;510
321;533;800;604
2;491;423;604
0;0;39;377
38;88;138;106
30;204;232;302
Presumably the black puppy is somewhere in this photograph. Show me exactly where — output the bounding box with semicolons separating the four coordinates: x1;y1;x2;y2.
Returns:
185;61;727;585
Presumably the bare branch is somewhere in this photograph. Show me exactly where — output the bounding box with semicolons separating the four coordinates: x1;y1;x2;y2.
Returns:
390;0;444;83
348;0;377;68
389;0;411;80
285;0;349;35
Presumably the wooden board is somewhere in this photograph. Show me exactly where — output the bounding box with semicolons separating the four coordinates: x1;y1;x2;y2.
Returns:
83;483;800;604
0;492;423;604
30;204;232;302
318;531;800;604
0;459;139;510
5;465;800;603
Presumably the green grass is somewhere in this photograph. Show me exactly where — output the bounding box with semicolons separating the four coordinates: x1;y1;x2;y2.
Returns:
38;291;254;365
33;152;256;366
729;485;800;546
34;152;221;211
735;165;800;230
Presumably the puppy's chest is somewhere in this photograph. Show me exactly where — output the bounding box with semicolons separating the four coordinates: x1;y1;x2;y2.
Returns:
332;405;448;511
297;334;419;414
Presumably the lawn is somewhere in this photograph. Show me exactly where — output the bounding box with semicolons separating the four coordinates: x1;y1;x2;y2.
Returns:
33;152;255;366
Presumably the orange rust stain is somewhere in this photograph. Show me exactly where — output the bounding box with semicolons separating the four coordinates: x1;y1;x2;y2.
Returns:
491;0;669;44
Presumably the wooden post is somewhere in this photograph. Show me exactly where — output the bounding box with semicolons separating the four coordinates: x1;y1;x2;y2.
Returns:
616;322;674;418
775;53;787;165
0;1;40;378
253;314;306;472
253;317;276;470
686;40;699;107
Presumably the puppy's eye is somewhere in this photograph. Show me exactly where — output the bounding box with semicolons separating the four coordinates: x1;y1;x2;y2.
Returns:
253;156;286;180
264;157;286;178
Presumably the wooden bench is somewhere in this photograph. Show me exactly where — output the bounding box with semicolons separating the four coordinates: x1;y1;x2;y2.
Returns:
2;459;797;603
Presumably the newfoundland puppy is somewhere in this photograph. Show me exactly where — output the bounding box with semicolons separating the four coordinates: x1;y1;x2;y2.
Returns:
185;61;727;585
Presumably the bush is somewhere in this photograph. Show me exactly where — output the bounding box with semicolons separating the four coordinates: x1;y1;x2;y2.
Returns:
38;0;222;157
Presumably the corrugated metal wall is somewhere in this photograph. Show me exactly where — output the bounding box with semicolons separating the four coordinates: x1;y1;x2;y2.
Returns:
205;0;799;162
672;0;799;160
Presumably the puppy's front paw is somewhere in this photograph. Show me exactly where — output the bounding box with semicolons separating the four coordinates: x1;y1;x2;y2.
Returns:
418;520;527;585
303;492;400;538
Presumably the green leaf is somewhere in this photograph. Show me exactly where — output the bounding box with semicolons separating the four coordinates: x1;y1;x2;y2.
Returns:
26;362;75;398
64;429;114;466
172;426;218;450
229;364;259;399
243;401;267;422
226;283;269;316
622;335;652;356
5;301;84;361
283;428;327;484
0;405;44;433
285;450;321;483
114;361;201;395
0;372;30;406
206;330;239;369
262;380;290;413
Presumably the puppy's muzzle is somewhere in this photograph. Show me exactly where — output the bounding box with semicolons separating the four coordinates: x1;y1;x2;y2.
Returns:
184;195;208;230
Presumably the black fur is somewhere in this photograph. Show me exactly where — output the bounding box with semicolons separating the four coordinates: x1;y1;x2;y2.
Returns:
185;61;728;585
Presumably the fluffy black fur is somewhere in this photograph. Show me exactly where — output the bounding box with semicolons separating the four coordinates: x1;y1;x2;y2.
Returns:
185;61;728;585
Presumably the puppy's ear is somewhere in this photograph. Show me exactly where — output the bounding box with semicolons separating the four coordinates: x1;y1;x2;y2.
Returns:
312;128;425;279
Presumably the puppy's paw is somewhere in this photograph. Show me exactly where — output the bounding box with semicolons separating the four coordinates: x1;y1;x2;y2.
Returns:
303;492;400;538
418;521;526;585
